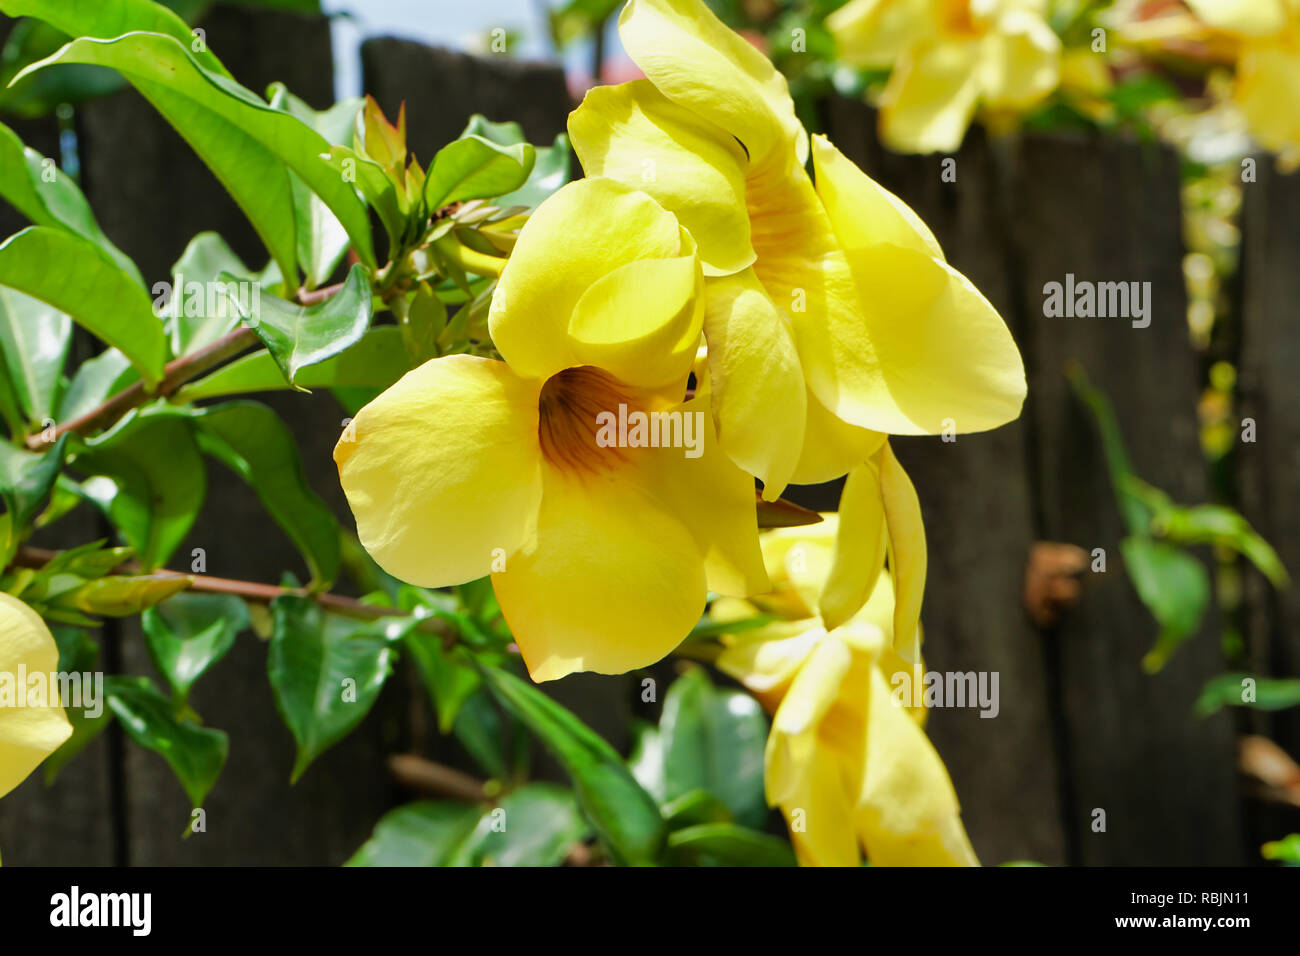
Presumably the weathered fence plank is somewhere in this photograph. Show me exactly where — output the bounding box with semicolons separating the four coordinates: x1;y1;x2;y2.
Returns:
823;96;1068;865
1012;132;1244;864
1237;158;1300;844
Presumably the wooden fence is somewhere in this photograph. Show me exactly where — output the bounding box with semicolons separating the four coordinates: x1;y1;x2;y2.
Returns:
2;5;1296;866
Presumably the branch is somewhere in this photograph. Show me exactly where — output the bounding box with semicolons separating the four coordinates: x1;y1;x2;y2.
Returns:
25;326;259;450
387;754;488;803
13;546;456;642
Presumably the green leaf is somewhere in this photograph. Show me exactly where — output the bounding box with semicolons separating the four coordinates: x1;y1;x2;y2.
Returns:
1158;503;1289;588
0;121;143;284
267;595;397;782
1196;673;1300;717
424;134;535;211
450;689;511;779
224;262;372;388
163;232;258;358
43;627;111;784
104;674;228;807
0;227;165;386
666;823;796;867
448;783;590;867
267;85;362;288
476;662;665;866
191;401;340;586
461;116;570;209
76;413;206;569
323;145;405;251
142;593;248;703
0;288;68;426
661;788;734;829
58;347;136;422
16;32;376;282
1262;833;1300;865
1120;536;1211;673
345;801;482;867
655;667;768;828
405;632;480;735
0;434;67;562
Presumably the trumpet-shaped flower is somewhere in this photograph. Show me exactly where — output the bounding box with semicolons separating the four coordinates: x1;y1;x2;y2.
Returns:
714;513;976;867
1;593;72;800
1183;0;1300;165
569;0;1025;502
829;0;1062;154
335;177;768;682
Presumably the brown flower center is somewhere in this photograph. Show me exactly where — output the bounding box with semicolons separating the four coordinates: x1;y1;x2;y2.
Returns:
537;366;635;476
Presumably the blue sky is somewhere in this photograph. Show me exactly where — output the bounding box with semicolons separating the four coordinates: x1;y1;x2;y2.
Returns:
321;0;623;100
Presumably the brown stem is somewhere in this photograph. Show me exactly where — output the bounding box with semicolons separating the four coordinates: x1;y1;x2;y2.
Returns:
387;754;487;803
295;280;346;306
25;326;259;450
12;546;456;642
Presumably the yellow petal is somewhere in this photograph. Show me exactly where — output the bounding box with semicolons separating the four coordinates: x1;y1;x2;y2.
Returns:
879;442;927;653
819;461;888;631
619;0;808;167
569;80;756;276
753;519;837;620
1185;0;1289;36
568;250;703;391
702;270;806;500
788;388;887;486
492;460;707;682
976;9;1061;108
880;37;983;154
856;665;978;866
489;177;683;380
808;143;1027;433
716;620;821;702
1237;38;1300;157
828;0;936;68
809;134;943;260
0;593;73;799
638;396;770;597
771;733;862;867
770;631;850;739
335;354;543;587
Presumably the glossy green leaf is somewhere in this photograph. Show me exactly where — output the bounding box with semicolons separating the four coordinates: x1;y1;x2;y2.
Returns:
267;85;362;288
666;823;796;867
1262;833;1300;864
105;674;228;807
16;32;376;282
0;227;165;386
0;434;67;561
1158;503;1289;588
476;662;665;866
43;626;111;784
192;401;340;586
0;286;69;427
461;116;570;209
58;347;136;422
177;326;407;401
0;121;143;283
346;801;482;867
405;631;480;735
653;667;768;828
143;593;248;703
1121;536;1211;673
660;788;733;829
224;263;372;388
424;134;535;211
163;232;256;357
76;413;206;569
267;595;397;782
448;783;589;867
323;145;405;251
1196;673;1300;717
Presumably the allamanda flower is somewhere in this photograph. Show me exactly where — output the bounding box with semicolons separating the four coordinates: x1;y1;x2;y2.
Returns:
569;0;1026;504
1183;0;1300;166
1;593;73;801
335;177;768;682
714;514;977;867
829;0;1062;154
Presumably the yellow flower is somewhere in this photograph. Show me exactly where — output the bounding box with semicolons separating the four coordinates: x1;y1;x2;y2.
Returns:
335;177;768;682
569;0;1026;502
715;512;976;867
829;0;1062;153
1184;0;1300;165
0;593;73;800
